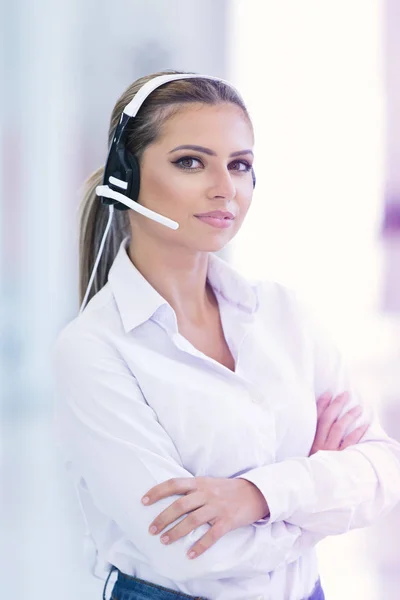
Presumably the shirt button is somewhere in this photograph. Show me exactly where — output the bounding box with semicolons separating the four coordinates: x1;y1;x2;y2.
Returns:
255;596;264;600
251;394;263;404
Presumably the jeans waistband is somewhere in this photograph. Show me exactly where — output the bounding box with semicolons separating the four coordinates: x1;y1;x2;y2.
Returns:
103;567;325;600
103;567;208;600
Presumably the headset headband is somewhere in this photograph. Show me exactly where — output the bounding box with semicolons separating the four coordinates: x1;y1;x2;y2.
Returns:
121;73;244;118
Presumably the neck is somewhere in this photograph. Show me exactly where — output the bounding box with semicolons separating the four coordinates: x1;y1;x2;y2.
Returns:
127;237;216;326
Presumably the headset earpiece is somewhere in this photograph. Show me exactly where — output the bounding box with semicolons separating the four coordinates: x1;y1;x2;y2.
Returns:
101;115;141;211
251;168;256;189
110;150;140;210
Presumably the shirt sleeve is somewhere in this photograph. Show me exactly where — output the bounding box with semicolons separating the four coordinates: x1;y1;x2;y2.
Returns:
52;325;326;583
236;288;400;535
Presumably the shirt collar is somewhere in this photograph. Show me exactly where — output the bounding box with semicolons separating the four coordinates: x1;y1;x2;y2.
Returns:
108;237;259;333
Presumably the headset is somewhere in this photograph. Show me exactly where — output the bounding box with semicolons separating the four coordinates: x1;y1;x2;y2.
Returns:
80;73;256;314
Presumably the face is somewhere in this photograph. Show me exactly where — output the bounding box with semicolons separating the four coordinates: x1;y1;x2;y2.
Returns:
130;102;255;253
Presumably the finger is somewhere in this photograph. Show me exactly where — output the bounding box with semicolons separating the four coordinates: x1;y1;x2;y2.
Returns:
315;392;350;444
143;477;197;506
340;423;370;450
149;492;203;536
316;392;332;419
313;392;347;446
186;519;230;559
322;391;351;421
159;505;213;545
324;405;363;450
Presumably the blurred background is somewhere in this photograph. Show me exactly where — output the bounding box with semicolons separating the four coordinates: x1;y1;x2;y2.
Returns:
1;0;400;598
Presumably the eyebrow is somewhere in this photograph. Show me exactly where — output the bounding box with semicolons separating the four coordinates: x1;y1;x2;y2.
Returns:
168;144;254;158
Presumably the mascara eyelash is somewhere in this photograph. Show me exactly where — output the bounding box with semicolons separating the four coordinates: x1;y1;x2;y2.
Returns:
172;157;252;172
235;161;252;172
172;156;203;170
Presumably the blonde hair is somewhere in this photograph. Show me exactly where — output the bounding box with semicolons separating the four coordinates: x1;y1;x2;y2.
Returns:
78;69;251;306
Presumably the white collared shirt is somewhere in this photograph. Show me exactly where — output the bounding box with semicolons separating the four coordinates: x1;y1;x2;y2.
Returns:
52;237;400;600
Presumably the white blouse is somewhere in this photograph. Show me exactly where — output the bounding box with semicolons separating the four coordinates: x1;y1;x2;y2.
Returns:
52;237;400;600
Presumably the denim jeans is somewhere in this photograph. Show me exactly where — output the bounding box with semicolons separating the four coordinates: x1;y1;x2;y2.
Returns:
103;567;207;600
103;566;325;600
304;577;325;600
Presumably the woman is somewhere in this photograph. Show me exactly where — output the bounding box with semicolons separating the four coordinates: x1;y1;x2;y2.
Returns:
52;70;400;600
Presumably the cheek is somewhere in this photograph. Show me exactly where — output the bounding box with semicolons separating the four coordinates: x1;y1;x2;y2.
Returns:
142;170;196;208
238;189;253;217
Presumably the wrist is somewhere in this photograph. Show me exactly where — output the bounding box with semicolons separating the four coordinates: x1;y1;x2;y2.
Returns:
238;477;270;520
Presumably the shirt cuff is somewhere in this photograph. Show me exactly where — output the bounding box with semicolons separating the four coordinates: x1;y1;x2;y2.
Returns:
235;458;316;525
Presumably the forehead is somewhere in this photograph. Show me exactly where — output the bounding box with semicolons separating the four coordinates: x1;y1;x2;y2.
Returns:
156;102;254;149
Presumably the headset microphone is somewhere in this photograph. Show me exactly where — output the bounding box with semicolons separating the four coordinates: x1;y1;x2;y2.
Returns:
95;185;179;230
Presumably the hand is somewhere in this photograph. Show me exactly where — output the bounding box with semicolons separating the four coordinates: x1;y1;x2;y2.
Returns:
142;476;269;559
309;391;370;456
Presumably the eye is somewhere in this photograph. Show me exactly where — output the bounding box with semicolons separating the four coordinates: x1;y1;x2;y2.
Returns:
173;156;203;170
229;160;252;172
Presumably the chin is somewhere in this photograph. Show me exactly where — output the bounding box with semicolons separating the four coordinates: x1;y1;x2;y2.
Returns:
195;236;232;253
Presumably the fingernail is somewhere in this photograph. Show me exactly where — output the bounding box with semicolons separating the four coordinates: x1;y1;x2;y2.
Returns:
161;535;169;544
142;496;149;505
320;392;332;402
149;526;157;534
188;551;196;559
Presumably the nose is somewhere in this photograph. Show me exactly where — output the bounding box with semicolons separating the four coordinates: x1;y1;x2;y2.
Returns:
207;167;236;200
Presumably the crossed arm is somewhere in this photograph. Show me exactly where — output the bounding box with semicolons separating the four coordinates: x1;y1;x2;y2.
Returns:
53;314;400;581
140;390;371;560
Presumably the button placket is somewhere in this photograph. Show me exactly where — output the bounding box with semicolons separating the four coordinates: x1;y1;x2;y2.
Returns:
246;383;266;406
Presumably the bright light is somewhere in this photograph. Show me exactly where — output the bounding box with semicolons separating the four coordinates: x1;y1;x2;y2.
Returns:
228;0;384;352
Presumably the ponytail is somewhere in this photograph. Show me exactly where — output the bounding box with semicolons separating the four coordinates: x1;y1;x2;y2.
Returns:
78;167;130;306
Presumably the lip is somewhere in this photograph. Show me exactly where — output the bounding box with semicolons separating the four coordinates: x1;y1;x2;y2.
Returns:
194;210;235;219
194;211;235;230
